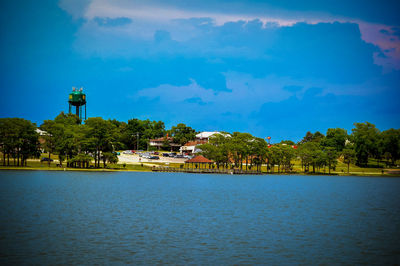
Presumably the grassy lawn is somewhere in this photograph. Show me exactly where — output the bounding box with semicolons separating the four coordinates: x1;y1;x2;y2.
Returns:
1;155;399;176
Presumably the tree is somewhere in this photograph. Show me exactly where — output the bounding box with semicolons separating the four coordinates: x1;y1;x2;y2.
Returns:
40;120;58;166
324;147;338;174
322;128;348;152
352;122;380;166
298;142;321;173
380;129;400;166
300;131;325;144
122;118;166;150
250;138;269;172
280;140;295;145
280;144;296;172
102;152;119;168
169;123;196;146
85;118;116;168
0;118;40;166
342;147;356;173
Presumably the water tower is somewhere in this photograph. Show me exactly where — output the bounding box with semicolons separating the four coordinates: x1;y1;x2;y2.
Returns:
68;87;86;121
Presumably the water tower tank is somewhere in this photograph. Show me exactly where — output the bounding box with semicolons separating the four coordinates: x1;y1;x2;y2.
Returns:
68;87;87;121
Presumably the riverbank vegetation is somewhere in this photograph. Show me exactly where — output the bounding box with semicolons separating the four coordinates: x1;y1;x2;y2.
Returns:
0;113;399;175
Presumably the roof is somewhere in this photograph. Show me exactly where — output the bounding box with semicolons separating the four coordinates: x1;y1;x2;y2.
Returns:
36;128;47;136
184;140;207;146
185;155;213;163
150;137;173;142
195;131;220;139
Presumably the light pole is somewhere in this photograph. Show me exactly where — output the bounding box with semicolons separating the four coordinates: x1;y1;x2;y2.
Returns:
136;132;139;150
132;132;140;150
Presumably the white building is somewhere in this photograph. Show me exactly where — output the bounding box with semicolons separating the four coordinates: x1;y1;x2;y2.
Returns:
195;132;224;141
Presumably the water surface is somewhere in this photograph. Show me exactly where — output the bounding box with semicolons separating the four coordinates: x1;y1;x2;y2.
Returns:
1;171;399;264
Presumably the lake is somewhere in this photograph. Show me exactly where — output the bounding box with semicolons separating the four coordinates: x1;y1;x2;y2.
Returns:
0;170;399;265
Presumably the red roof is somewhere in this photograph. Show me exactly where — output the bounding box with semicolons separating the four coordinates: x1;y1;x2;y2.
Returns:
185;155;213;163
150;137;173;142
184;140;207;146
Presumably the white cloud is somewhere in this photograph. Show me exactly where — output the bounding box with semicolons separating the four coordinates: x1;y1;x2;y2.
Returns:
63;0;400;70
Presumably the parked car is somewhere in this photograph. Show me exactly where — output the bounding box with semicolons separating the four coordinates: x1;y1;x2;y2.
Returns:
175;154;184;158
169;152;177;157
40;157;54;162
162;153;169;157
149;156;159;160
153;152;159;155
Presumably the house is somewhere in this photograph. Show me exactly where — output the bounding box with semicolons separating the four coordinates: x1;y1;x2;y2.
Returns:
179;140;207;154
149;136;181;151
195;131;222;141
180;131;227;154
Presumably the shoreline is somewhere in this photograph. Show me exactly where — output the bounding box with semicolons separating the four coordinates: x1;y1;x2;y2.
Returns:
1;166;399;177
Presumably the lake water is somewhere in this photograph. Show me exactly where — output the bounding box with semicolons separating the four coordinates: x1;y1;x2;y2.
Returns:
0;170;399;265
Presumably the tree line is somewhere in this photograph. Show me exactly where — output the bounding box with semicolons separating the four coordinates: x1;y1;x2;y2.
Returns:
199;123;400;173
0;112;196;168
0;113;399;171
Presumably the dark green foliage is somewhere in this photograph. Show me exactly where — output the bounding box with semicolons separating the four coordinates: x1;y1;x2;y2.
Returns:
121;118;166;150
1;113;399;172
0;118;40;166
352;122;380;166
168;123;196;146
380;129;400;165
322;128;348;152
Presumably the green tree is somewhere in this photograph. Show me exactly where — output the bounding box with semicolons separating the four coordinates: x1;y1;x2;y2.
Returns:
0;118;40;166
40;120;58;166
300;131;325;144
322;128;348;152
324;147;338;174
352;122;380;166
85;118;116;168
298;142;321;173
380;129;400;166
122;118;166;150
102;152;119;168
169;123;196;146
342;147;356;173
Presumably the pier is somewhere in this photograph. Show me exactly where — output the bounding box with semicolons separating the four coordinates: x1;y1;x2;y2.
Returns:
152;166;263;175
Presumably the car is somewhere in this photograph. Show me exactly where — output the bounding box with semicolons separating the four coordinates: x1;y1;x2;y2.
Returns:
149;156;159;160
40;157;54;162
142;153;151;159
162;153;169;157
175;154;184;158
153;152;159;155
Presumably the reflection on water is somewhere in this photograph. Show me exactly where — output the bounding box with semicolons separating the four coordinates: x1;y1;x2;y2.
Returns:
0;171;399;264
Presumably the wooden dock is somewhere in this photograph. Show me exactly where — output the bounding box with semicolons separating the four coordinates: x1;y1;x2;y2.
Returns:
152;166;263;175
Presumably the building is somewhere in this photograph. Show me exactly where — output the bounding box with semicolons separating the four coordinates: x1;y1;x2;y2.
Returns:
149;136;181;151
179;140;207;154
195;132;222;141
180;132;228;154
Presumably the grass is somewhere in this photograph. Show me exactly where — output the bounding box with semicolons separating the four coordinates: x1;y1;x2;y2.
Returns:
1;156;399;176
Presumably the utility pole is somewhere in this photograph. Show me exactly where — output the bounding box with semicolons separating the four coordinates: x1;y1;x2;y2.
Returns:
136;132;139;150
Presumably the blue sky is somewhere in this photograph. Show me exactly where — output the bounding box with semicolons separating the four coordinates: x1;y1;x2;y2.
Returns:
1;0;399;141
